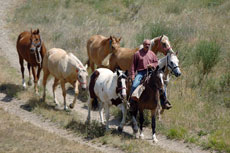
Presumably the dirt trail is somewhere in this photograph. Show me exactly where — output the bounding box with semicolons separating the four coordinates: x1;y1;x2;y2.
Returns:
0;1;211;153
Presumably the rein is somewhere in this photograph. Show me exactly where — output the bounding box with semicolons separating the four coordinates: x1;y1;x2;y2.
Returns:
167;55;179;72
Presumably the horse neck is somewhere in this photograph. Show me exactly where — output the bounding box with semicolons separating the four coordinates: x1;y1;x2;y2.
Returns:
158;56;171;79
158;56;167;69
150;37;160;54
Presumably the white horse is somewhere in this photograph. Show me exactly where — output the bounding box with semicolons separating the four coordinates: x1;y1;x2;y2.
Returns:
157;50;181;119
87;68;128;131
42;48;88;110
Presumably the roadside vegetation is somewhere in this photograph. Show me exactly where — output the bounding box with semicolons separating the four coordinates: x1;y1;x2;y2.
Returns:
5;0;230;152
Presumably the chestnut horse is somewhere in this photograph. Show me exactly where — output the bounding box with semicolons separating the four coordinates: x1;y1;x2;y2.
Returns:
102;35;173;71
16;29;46;93
130;66;164;142
86;35;121;72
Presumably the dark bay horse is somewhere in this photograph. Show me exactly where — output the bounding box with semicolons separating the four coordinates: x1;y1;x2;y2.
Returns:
16;29;46;93
130;66;164;142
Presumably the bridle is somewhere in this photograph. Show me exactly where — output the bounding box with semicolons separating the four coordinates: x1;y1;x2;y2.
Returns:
31;38;42;67
166;54;179;73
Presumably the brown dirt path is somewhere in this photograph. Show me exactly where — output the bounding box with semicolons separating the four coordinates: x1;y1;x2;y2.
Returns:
0;0;212;153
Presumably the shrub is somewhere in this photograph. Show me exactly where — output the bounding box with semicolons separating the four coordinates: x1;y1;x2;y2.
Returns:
194;40;221;75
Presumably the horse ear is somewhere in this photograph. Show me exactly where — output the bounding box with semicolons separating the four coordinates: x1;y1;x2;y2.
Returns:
118;37;122;42
116;69;120;76
37;29;39;34
84;64;88;69
30;28;33;34
176;50;179;55
160;35;164;41
125;70;128;77
155;65;159;71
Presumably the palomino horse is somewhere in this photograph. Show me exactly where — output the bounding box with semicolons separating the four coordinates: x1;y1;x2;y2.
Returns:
87;68;128;131
42;48;88;110
102;35;172;71
86;35;121;72
16;29;46;93
130;66;164;142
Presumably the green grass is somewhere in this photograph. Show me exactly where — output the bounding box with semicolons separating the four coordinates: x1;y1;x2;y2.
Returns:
6;0;230;152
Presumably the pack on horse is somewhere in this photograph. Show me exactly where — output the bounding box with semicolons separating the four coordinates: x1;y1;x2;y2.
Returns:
42;48;88;110
16;29;46;93
101;35;172;71
130;66;165;142
87;68;128;131
86;35;121;72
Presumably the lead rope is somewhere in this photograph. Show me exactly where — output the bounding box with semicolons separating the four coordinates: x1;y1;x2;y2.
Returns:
35;49;42;67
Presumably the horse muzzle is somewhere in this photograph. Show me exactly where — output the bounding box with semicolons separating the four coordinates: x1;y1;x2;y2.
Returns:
173;68;181;77
30;47;36;53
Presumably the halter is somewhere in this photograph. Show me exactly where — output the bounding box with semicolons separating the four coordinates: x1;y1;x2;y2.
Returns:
31;40;42;67
166;54;179;72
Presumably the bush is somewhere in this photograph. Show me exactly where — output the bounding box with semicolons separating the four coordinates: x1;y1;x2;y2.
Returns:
194;40;221;75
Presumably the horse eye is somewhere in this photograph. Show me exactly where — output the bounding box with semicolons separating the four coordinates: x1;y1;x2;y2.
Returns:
162;43;167;48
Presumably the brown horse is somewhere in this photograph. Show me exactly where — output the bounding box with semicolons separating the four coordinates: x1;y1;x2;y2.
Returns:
86;35;121;72
16;29;46;93
130;66;164;143
102;35;173;72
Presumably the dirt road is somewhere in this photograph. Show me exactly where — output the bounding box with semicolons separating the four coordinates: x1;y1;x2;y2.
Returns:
0;0;211;153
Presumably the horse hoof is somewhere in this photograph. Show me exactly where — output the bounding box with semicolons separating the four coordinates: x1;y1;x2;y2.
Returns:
118;126;123;132
140;133;144;139
152;134;158;143
69;104;74;109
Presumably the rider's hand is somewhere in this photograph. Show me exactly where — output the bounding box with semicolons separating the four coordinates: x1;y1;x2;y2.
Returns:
147;64;152;68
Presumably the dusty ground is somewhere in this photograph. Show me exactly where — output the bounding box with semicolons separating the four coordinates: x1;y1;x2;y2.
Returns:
0;0;212;153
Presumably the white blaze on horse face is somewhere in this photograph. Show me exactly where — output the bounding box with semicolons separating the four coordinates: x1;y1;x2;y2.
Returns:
78;69;88;89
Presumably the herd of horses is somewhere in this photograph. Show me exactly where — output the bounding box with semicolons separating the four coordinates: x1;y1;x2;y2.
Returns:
16;29;181;143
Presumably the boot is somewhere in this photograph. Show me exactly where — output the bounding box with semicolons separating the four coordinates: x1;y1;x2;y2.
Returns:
160;92;172;110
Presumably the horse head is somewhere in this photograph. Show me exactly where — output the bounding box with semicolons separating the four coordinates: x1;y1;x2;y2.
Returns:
167;51;181;77
108;36;121;53
76;64;88;90
30;29;42;54
153;35;173;55
148;66;164;92
116;69;128;100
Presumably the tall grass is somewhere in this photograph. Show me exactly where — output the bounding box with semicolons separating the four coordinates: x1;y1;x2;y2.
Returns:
7;0;230;152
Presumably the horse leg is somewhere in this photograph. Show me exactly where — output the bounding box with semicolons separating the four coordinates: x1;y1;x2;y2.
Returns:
27;63;32;86
104;103;110;131
31;66;38;94
89;60;95;72
60;80;67;110
19;57;26;89
36;64;42;86
139;110;145;139
42;68;50;101
52;78;60;106
69;81;79;109
117;103;127;132
86;98;92;124
99;102;105;125
131;109;139;138
151;109;158;143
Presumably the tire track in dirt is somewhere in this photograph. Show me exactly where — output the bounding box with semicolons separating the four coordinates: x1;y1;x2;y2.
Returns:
0;1;211;153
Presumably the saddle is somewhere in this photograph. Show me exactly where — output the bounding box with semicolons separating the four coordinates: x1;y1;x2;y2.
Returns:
131;68;153;101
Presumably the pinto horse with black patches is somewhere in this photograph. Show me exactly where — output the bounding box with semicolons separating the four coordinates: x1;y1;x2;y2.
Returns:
87;68;128;131
16;29;46;93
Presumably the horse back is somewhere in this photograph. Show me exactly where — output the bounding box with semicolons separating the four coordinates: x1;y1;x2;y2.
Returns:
87;35;109;65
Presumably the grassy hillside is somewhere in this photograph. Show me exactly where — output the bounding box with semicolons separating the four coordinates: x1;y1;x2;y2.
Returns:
7;0;230;152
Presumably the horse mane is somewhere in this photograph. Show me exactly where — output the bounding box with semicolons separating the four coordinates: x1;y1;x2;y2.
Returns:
68;53;85;70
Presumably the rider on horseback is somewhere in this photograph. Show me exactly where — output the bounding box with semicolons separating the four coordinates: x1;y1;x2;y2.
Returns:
129;39;171;111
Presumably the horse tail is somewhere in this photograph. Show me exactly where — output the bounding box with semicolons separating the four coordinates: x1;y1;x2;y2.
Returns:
102;53;112;67
92;98;99;110
89;70;100;110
